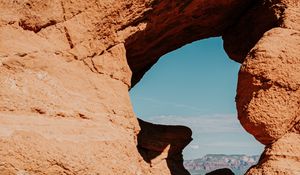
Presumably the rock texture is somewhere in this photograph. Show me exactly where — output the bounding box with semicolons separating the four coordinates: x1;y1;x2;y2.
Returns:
0;0;299;174
225;0;300;174
137;119;192;175
125;0;252;86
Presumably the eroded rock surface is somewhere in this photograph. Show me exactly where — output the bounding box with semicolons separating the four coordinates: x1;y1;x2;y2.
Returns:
137;119;192;175
0;0;299;174
226;0;300;174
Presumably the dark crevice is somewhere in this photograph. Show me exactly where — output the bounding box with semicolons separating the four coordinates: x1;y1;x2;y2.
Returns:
61;1;67;21
82;59;96;73
61;1;75;49
63;26;74;49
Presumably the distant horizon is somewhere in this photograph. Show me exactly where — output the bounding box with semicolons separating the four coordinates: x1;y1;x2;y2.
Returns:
144;114;264;159
183;152;261;159
184;153;260;160
130;37;264;160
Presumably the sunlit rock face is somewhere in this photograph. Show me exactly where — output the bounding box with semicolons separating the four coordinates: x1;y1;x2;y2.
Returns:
224;0;300;174
0;0;299;174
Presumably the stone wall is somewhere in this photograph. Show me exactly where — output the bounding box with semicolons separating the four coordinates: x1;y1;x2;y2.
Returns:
0;0;299;174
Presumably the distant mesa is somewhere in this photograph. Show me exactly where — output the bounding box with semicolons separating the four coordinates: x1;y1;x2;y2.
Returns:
184;154;259;175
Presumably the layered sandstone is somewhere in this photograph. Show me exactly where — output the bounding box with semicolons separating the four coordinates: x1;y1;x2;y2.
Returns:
0;0;299;174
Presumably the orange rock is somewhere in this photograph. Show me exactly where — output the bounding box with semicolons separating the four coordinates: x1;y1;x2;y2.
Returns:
0;0;299;174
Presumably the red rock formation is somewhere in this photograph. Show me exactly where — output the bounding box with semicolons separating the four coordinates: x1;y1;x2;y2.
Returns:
125;0;252;86
0;0;299;174
137;119;192;175
224;0;300;174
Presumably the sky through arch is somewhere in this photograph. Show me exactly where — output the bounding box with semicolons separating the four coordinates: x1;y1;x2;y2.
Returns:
129;37;264;160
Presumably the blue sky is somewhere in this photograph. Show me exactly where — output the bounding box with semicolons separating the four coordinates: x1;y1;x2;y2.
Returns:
129;37;264;160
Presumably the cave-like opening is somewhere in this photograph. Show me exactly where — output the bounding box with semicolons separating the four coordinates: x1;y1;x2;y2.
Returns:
129;37;264;175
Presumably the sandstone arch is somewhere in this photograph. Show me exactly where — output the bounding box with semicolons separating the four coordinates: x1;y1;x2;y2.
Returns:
0;0;299;174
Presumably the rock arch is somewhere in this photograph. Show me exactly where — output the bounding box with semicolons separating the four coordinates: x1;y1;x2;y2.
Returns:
0;0;299;174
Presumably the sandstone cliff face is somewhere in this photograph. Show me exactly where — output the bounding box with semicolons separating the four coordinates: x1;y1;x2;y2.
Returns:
237;28;300;173
224;0;300;174
0;0;299;174
0;0;144;174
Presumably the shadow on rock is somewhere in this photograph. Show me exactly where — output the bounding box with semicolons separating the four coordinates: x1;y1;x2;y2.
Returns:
137;118;192;175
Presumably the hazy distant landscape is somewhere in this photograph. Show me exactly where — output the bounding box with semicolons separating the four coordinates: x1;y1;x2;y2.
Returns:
184;154;259;175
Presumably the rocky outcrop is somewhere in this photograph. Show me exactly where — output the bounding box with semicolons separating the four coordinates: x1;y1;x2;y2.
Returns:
224;0;300;174
124;0;252;86
0;0;299;174
137;119;192;175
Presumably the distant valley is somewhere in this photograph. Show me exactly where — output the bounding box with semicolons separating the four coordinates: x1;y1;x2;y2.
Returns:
184;154;260;175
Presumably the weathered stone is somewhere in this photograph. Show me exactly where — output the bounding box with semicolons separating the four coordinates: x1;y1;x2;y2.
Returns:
137;119;192;175
0;0;299;174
